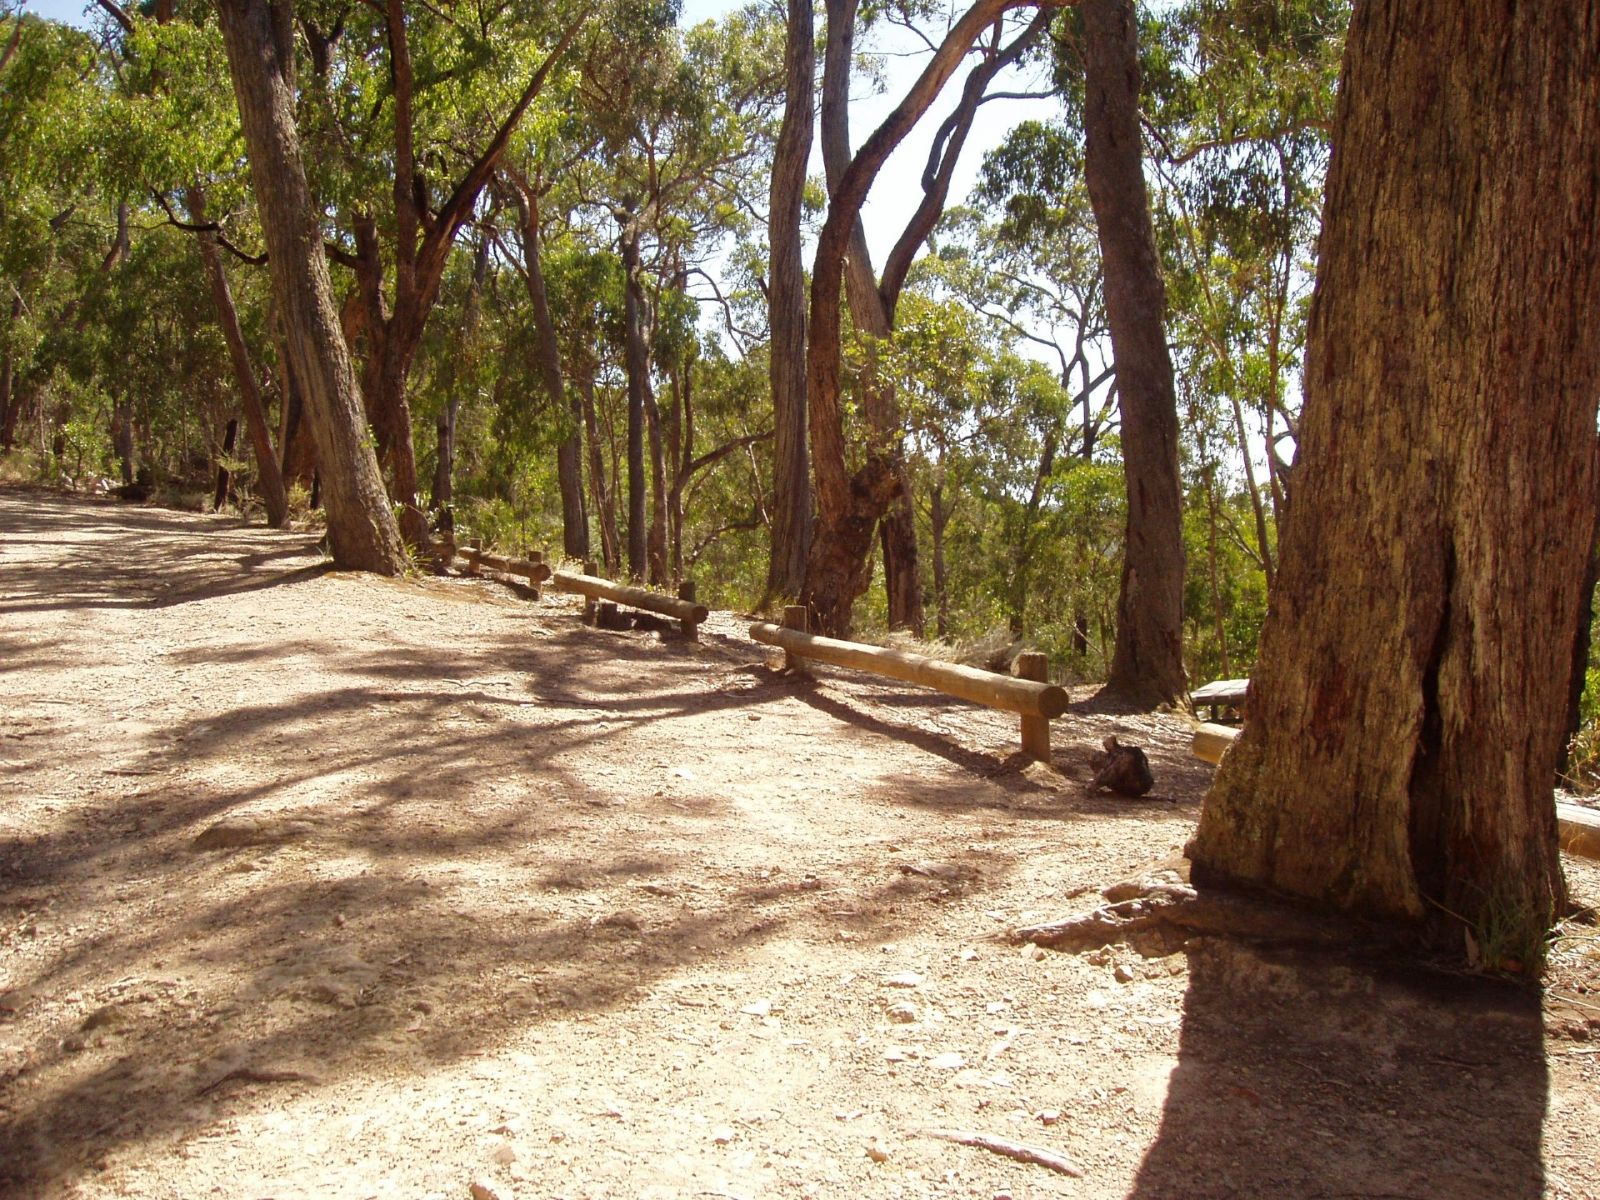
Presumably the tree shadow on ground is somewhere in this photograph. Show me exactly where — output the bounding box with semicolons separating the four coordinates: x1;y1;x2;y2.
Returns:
1130;936;1546;1199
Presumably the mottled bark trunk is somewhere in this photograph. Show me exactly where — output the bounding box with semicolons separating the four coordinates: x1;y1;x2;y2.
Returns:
581;374;620;576
512;182;587;559
216;0;405;574
1081;0;1187;709
1190;0;1600;960
620;228;650;578
188;187;289;528
763;0;816;605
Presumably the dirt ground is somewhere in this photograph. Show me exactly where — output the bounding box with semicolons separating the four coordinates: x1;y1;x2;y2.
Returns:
1;486;1598;1200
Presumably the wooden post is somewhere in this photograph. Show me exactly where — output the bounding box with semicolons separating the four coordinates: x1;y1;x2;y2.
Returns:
582;560;598;625
1015;652;1051;760
781;605;809;672
677;580;699;641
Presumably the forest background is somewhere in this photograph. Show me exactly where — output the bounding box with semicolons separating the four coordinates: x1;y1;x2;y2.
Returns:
9;0;1592;778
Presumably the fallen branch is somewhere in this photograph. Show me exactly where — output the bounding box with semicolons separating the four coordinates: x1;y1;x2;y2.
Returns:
197;1066;323;1096
920;1128;1083;1177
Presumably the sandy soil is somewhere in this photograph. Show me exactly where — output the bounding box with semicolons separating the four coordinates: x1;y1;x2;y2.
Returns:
1;485;1597;1200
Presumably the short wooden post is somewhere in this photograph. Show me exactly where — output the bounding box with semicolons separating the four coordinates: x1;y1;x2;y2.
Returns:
1014;652;1051;760
781;605;809;672
582;559;598;624
677;580;699;641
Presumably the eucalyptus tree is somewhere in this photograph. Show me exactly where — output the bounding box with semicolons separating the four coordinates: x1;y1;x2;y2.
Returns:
0;8;105;454
1192;0;1600;967
799;0;1070;636
572;5;785;582
215;0;405;573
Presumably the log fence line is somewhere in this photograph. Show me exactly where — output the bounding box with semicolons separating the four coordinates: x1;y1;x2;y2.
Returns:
1192;722;1600;862
751;607;1068;761
548;562;708;640
442;540;1068;756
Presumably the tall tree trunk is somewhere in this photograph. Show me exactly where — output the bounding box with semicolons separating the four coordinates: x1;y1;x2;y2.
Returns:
801;0;1037;634
112;400;135;486
1189;0;1600;962
508;178;587;559
216;0;406;575
1081;0;1187;709
0;295;20;453
580;374;620;575
431;230;489;525
187;187;289;528
763;0;816;606
929;478;951;640
621;225;650;579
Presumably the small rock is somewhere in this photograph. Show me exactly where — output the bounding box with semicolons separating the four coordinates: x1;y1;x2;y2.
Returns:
1113;964;1136;984
885;1001;919;1024
468;1179;504;1200
883;971;924;988
80;1005;127;1032
928;1052;966;1070
866;1139;890;1163
1038;1109;1062;1126
884;1046;911;1062
740;999;772;1017
1020;943;1046;962
489;1142;517;1166
711;1126;736;1145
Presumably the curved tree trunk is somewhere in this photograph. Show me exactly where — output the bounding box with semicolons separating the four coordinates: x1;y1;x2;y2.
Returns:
762;0;816;606
1189;0;1600;961
216;0;406;575
187;187;289;528
1080;0;1187;709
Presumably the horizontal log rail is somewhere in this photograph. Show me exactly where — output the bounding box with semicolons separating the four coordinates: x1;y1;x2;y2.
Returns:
453;543;553;585
751;608;1067;760
548;569;708;639
1192;722;1600;861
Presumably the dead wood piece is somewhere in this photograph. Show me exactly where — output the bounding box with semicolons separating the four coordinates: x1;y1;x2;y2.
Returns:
921;1128;1083;1178
197;1066;323;1096
1015;899;1166;951
1089;735;1154;796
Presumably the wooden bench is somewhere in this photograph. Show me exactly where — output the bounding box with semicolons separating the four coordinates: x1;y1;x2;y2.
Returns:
1191;677;1249;723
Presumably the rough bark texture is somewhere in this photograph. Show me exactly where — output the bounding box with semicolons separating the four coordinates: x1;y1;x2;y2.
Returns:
801;0;1036;634
216;0;406;575
1080;0;1187;709
188;187;289;528
1190;0;1600;950
621;226;650;580
762;0;815;606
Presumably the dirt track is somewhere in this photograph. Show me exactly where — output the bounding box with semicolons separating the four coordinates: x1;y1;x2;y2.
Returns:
1;487;1597;1200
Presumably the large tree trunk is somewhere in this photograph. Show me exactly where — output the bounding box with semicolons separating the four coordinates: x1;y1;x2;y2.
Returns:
188;187;289;528
216;0;406;575
621;226;650;579
1080;0;1187;709
0;295;21;453
762;0;816;606
1189;0;1600;961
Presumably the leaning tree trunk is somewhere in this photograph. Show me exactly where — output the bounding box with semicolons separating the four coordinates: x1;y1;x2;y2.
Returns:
763;0;816;606
188;187;289;528
216;0;406;575
1080;0;1187;709
1189;0;1600;961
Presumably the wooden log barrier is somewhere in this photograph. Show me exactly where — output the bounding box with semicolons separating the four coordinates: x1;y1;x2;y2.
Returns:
550;570;709;639
457;545;553;585
749;621;1068;760
1191;722;1600;862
